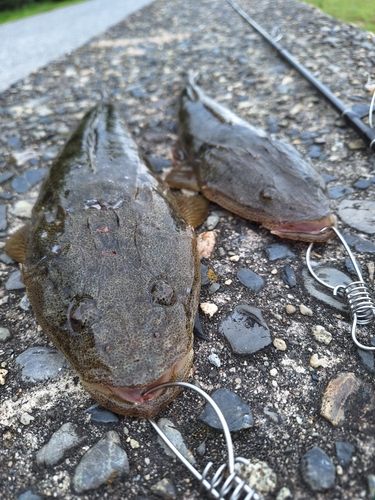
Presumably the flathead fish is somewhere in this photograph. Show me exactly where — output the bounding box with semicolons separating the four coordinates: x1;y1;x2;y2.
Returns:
167;74;335;242
6;103;200;418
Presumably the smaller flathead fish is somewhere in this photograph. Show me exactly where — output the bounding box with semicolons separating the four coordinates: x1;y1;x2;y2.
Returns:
167;73;335;242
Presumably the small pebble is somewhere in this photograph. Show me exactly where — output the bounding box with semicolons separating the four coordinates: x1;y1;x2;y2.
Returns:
312;325;332;345
36;422;82;466
5;270;25;290
20;413;35;425
73;431;129;493
229;255;240;262
0;327;11;342
208;353;221;367
15;346;68;383
157;418;196;465
150;478;177;500
276;486;293;500
0;368;8;385
310;354;328;368
206;214;220;230
299;304;313;316
237;268;265;292
335;441;354;466
199;388;254;432
273;338;287;351
300;446;335;491
285;304;296;314
235;459;277;494
197;231;216;258
200;302;218;317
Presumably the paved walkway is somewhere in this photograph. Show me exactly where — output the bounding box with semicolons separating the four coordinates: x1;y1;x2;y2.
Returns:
0;0;154;93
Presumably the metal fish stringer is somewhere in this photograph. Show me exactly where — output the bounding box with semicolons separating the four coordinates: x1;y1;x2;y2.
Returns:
144;381;261;500
306;226;375;350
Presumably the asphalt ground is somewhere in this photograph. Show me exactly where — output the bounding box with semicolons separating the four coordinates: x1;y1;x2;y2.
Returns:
0;0;154;93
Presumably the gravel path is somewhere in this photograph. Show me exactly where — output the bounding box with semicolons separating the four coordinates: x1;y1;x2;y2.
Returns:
0;0;154;92
0;0;375;499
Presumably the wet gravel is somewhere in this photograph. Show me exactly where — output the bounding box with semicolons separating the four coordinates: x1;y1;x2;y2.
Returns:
1;0;375;498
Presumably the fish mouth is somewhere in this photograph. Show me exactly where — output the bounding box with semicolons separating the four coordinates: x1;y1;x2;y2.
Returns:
268;214;337;242
81;349;194;418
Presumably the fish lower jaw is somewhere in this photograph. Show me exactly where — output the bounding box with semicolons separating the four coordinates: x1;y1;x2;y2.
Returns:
81;349;194;417
269;214;337;242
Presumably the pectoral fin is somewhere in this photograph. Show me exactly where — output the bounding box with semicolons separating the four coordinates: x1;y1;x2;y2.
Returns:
174;194;210;228
4;223;30;263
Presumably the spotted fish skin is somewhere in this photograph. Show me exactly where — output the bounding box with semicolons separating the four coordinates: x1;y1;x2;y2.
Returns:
168;75;335;242
12;103;200;417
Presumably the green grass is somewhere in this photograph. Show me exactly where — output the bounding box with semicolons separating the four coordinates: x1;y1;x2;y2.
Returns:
0;0;86;25
303;0;375;33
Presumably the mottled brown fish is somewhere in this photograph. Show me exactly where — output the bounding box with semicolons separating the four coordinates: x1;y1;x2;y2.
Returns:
167;74;335;242
5;103;200;418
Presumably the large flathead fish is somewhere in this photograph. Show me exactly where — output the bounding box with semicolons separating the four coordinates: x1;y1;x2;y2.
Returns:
6;103;200;418
167;74;335;242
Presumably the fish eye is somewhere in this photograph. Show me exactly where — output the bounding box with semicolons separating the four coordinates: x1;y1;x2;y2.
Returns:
150;280;177;306
259;187;277;202
69;298;100;331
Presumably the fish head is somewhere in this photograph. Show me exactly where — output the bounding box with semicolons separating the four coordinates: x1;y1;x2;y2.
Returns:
199;136;335;242
22;187;200;418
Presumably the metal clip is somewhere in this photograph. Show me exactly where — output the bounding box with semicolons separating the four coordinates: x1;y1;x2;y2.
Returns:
306;226;375;350
145;381;259;500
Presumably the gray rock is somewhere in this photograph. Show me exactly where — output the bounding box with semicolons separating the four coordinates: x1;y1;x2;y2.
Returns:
5;270;25;290
85;405;119;424
300;446;335;491
343;232;375;253
302;266;351;313
73;431;129;493
264;244;296;261
150;477;177;499
357;349;375;372
199;388;254;432
0;204;7;231
328;185;354;199
17;491;43;500
282;264;296;287
0;172;15;184
206;214;220;230
0;252;14;265
219;304;271;354
335;441;354;466
19;294;31;311
157;418;196;465
11;168;47;194
237;269;265;292
353;179;371;189
0;327;11;342
337;200;375;234
208;353;221;367
15;347;68;383
36;422;82;467
209;282;220;294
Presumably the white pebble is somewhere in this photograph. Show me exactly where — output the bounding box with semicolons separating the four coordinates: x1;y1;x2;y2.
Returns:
299;304;313;316
200;302;218;317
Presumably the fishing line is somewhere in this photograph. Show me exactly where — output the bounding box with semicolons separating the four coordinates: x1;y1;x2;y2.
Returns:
226;0;375;152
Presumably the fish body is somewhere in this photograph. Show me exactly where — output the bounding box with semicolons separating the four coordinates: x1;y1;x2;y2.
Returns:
7;103;200;417
167;75;335;242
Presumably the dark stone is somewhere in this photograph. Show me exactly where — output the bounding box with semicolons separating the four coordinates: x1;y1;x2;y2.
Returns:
328;185;354;199
357;349;375;372
300;446;335;491
353;179;371;189
0;204;7;231
146;156;173;173
0;193;13;200
219;304;271;354
345;257;362;276
200;264;211;285
282;264;297;287
343;232;375;253
11;168;47;194
17;491;43;500
5;270;25;290
193;313;207;340
335;441;354;466
0;172;15;184
237;269;265;292
86;406;119;424
322;174;337;183
8;136;22;149
198;388;254;432
307;145;322;158
264;244;296;261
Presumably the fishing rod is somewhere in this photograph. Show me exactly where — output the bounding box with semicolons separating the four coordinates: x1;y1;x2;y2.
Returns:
226;0;375;153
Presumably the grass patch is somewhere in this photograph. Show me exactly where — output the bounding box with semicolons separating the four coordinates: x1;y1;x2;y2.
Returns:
0;0;86;25
303;0;375;33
